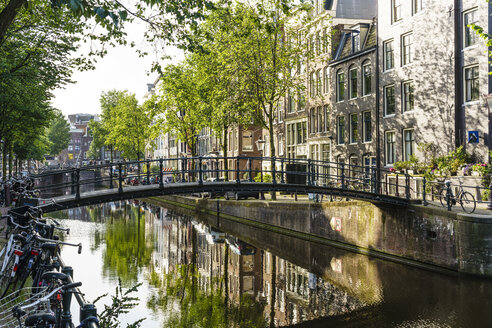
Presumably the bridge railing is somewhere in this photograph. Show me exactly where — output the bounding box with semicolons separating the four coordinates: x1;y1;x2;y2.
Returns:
31;156;431;203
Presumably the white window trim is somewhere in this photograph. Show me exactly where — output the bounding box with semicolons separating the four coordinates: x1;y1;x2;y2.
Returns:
383;40;395;72
349;67;358;100
401;32;413;67
463;64;480;104
463;8;479;49
401;80;414;113
384;85;396;117
349;113;358;144
362;111;372;143
402;128;415;161
385;130;397;166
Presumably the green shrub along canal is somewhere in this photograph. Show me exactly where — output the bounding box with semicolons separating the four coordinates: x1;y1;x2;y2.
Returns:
51;201;492;327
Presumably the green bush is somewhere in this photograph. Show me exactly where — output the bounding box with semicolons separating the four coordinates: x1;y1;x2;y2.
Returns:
254;172;272;182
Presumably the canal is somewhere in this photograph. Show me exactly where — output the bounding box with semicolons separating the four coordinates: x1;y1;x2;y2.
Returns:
51;200;492;327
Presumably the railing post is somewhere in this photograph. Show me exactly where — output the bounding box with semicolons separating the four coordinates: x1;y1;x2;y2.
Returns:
395;174;400;197
159;159;164;189
109;165;114;189
236;156;240;184
146;160;150;184
371;167;377;194
307;159;312;186
422;176;427;205
181;158;186;183
341;162;345;189
405;173;410;200
118;163;123;193
445;180;452;211
272;157;276;184
280;158;285;184
75;168;80;200
198;157;203;185
215;158;219;179
248;158;253;182
71;170;75;195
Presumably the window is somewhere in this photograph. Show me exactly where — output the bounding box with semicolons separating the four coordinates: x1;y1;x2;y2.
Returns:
413;0;423;14
68;145;73;151
337;116;345;144
464;65;479;102
464;9;478;48
402;81;414;112
310;36;315;56
242;131;253;151
403;129;415;161
296;122;307;144
352;32;360;53
363;111;372;142
287;124;295;158
323;67;329;94
287;90;295;113
349;67;357;99
350;113;358;143
323;28;328;53
384;85;396;116
317;106;323;133
323;105;330;131
336;71;345;102
362;62;371;96
383;40;394;71
310;144;319;161
310;108;316;133
297;90;306;113
401;33;413;66
316;69;322;96
385;131;396;165
392;0;403;23
310;71;315;97
363;156;377;176
316;31;321;56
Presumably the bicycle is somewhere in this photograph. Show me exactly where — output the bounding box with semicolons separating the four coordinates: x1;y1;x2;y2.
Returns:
439;178;476;214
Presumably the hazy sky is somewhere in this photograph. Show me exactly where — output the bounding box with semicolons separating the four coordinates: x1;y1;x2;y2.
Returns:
51;19;183;118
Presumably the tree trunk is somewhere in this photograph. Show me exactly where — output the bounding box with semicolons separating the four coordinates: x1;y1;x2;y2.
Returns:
268;111;276;200
222;127;228;181
0;0;26;42
2;141;7;180
8;144;13;178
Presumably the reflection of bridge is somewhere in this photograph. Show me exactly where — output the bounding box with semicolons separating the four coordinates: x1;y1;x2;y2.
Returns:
32;156;424;213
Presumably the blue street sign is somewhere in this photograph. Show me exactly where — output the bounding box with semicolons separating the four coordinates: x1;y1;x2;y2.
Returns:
468;131;479;144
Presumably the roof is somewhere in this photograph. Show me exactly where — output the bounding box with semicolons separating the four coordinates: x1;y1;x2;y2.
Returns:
330;22;376;66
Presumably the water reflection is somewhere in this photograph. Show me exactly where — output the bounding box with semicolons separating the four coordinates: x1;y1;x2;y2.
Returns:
52;201;492;328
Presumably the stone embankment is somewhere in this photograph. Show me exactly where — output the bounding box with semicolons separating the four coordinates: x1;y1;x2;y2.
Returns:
148;195;492;277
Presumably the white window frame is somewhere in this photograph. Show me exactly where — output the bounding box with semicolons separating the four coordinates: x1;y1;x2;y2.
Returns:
349;67;358;100
337;116;345;145
385;131;396;165
384;85;396;116
403;129;415;161
392;0;403;23
463;8;478;48
401;32;413;66
383;40;394;71
362;61;372;96
464;64;479;103
349;113;358;144
402;80;414;112
362;111;372;143
336;70;345;102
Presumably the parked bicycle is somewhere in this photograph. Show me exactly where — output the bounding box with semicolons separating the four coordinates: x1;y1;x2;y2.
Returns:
439;178;476;214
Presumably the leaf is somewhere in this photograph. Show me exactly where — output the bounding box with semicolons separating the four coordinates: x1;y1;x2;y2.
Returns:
119;10;128;21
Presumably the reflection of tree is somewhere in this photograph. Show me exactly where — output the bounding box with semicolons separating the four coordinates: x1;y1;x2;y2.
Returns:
146;248;268;328
102;206;155;285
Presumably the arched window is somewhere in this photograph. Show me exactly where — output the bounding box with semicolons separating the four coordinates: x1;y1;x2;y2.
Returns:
348;65;357;99
362;60;372;96
336;70;345;102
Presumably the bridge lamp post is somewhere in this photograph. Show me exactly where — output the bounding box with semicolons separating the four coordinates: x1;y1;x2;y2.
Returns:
483;94;492;210
255;137;266;200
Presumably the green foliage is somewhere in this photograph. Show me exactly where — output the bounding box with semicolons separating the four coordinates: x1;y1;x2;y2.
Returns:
432;146;471;176
254;172;272;182
93;279;145;328
46;111;70;156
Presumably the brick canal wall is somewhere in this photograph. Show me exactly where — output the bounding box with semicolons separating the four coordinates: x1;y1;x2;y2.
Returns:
149;195;492;277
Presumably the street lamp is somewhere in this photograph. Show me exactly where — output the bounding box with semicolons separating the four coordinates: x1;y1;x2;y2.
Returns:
483;94;492;210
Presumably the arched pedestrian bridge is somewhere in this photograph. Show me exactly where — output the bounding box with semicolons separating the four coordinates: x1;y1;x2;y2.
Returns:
30;156;425;213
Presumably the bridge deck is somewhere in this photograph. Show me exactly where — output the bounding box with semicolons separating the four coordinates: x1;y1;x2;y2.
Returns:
38;181;411;213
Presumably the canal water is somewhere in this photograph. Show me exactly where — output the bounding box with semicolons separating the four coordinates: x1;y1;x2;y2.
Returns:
51;201;492;328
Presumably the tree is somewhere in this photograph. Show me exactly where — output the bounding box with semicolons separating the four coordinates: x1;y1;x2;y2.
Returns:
46;111;70;156
86;120;106;160
105;91;152;161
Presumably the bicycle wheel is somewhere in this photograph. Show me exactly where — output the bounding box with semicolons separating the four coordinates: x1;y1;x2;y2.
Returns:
459;191;476;214
0;253;16;298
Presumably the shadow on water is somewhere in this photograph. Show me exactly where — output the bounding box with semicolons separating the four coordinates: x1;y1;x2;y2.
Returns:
51;201;492;328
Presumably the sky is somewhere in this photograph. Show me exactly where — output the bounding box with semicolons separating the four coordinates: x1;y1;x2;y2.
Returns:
51;19;183;118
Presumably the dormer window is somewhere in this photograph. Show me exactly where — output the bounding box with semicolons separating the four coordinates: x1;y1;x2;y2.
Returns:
352;32;360;53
